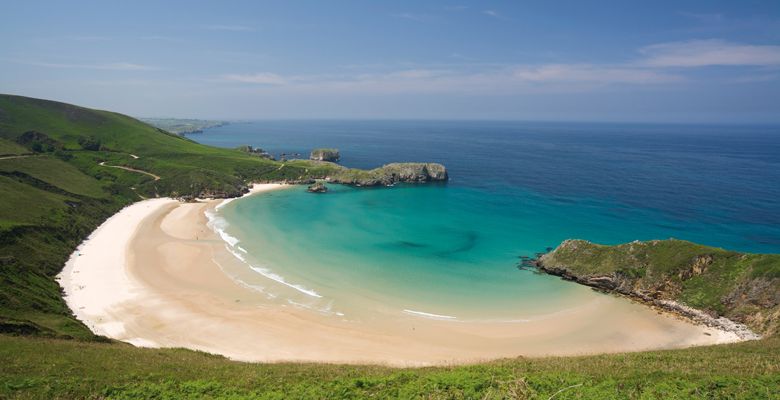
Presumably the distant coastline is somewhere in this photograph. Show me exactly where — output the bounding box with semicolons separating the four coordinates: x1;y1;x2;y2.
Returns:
140;118;228;135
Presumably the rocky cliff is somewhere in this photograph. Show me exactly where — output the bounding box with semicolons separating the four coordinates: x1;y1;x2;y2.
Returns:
325;162;448;186
536;239;779;338
310;148;340;162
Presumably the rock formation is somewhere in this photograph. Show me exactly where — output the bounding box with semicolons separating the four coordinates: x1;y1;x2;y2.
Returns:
307;181;328;193
326;162;448;186
310;148;340;162
534;239;779;339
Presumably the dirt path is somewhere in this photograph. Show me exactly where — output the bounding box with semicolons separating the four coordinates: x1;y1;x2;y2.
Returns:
98;161;161;181
0;154;35;160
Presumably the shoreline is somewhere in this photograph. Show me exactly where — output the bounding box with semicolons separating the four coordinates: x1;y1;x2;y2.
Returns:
534;264;761;341
58;183;748;366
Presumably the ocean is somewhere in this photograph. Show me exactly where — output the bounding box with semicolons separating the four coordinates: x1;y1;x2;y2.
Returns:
194;121;780;320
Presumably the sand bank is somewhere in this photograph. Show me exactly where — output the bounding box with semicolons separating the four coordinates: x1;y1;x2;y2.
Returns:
59;184;742;366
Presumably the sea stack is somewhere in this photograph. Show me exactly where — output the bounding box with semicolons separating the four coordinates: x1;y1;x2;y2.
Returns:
310;148;340;162
307;181;328;193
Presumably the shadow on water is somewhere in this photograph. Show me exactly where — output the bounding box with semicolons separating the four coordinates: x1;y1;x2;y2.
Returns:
435;231;479;258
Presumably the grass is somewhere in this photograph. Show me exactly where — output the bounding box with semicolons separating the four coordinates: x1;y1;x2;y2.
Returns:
0;156;106;198
0;334;778;399
0;138;29;156
0;335;780;399
0;175;72;229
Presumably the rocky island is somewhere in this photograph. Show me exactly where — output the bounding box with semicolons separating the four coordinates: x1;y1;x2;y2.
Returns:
322;162;448;186
535;239;779;339
310;148;340;162
307;181;328;193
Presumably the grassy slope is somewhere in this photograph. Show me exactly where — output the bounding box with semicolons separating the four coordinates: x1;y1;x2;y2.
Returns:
0;138;29;156
1;335;778;399
540;239;780;335
0;156;106;198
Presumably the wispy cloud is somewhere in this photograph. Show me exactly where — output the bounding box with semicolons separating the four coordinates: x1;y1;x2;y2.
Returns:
218;65;680;96
482;10;501;18
217;39;780;95
678;12;725;24
513;64;681;84
391;13;437;23
205;24;255;32
21;61;158;71
64;35;112;42
221;72;288;85
639;39;780;67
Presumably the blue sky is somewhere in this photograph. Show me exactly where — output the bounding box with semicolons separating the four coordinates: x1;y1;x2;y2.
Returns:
1;1;780;122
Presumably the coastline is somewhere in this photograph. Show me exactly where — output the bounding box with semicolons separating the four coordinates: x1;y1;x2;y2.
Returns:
58;183;748;366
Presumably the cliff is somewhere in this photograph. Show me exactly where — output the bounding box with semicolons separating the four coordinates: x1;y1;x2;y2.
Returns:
310;148;340;162
324;162;448;186
536;239;779;338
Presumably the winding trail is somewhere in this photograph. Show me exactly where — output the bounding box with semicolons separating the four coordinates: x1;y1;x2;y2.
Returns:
0;154;36;160
98;161;160;181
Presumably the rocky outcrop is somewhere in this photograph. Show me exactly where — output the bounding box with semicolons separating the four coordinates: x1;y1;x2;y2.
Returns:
307;181;328;193
535;239;779;339
310;148;340;162
236;145;274;160
326;162;448;186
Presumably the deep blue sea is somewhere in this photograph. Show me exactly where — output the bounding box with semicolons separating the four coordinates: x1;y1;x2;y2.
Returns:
195;121;780;319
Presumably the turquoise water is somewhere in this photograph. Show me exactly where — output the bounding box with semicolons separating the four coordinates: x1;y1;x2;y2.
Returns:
216;184;595;320
200;121;780;320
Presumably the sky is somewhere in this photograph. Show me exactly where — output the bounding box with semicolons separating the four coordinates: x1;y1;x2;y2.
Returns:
1;0;780;122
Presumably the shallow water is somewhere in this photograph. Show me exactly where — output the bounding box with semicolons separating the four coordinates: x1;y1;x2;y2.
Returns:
196;121;780;320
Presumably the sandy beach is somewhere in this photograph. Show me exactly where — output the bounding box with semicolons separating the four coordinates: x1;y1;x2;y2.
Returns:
58;183;743;366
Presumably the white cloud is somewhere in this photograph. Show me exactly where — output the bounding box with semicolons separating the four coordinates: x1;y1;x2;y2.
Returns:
639;39;780;67
205;24;255;32
23;61;157;71
215;39;780;95
221;72;288;85
217;65;681;96
513;64;681;84
482;10;500;18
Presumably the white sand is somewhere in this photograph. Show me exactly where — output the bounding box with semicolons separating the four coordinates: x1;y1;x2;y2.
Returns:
57;197;177;345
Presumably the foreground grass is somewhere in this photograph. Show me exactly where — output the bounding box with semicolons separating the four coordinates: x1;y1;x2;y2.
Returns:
1;335;778;399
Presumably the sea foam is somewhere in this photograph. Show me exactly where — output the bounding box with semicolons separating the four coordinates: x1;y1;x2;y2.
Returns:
403;309;457;320
249;266;323;298
206;205;324;300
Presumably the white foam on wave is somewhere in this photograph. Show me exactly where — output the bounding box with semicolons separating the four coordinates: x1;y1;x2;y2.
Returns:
214;198;236;211
207;201;327;304
249;266;323;298
205;209;241;247
403;309;457;320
